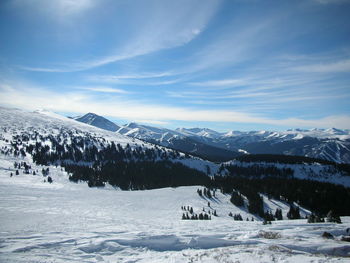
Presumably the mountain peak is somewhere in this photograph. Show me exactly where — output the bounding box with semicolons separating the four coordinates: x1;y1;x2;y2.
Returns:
75;112;120;132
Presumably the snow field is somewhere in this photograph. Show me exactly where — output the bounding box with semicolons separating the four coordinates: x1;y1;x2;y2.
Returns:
1;154;350;262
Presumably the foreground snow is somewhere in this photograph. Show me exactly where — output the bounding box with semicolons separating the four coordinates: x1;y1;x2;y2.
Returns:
0;157;349;262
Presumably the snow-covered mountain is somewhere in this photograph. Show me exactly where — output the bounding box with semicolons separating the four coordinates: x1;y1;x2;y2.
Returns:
117;122;350;163
1;107;349;188
199;129;350;164
0;107;217;176
74;112;120;132
117;122;240;162
69;111;350;163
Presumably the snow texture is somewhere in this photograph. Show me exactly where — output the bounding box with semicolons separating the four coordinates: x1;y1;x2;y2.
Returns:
1;153;350;262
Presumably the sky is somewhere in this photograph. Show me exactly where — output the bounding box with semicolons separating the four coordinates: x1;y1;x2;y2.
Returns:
0;0;350;131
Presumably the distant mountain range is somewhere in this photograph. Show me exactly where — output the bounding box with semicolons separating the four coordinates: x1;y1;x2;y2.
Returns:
75;112;350;163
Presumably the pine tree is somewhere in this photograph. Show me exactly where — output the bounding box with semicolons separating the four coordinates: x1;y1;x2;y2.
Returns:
287;205;300;219
230;191;244;207
274;208;283;220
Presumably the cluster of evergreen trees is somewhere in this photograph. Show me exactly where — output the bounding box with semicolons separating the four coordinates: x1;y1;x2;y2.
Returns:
234;154;350;176
211;175;350;216
287;205;301;219
224;164;294;178
230;191;244;207
65;161;209;190
229;213;243;221
8;132;209;190
197;188;215;198
307;214;325;223
181;206;211;220
274;208;283;220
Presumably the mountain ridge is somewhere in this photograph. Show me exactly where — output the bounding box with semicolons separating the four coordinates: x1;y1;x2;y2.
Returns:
75;112;120;132
73;111;350;163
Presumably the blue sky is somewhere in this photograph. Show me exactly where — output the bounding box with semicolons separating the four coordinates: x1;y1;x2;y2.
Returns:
0;0;350;131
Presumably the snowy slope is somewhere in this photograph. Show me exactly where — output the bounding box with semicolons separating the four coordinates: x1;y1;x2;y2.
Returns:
0;107;218;175
0;158;349;262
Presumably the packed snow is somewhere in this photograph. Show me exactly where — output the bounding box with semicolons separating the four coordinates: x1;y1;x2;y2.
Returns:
1;154;350;262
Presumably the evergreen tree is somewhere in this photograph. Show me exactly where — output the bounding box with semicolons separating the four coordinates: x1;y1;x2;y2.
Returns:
326;210;342;224
274;208;283;220
287;205;300;219
230;191;244;207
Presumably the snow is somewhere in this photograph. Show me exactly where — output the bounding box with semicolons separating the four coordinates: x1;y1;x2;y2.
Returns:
1;106;350;262
1;153;350;262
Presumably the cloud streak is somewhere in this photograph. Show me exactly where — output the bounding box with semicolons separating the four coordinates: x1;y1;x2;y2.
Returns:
292;59;350;73
1;80;350;129
76;86;129;94
19;0;221;72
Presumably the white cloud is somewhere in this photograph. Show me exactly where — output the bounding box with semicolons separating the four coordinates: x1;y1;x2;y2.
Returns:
1;80;350;129
20;0;220;72
190;78;248;87
76;86;128;94
293;59;350;73
86;72;174;83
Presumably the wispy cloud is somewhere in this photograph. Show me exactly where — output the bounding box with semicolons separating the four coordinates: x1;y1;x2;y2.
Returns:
190;78;248;87
76;86;129;94
19;0;221;72
1;80;350;129
292;59;350;73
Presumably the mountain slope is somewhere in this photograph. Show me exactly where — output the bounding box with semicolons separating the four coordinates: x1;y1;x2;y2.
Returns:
1;107;349;188
75;112;120;132
0;107;218;177
183;129;350;164
117;122;240;162
73;112;350;163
